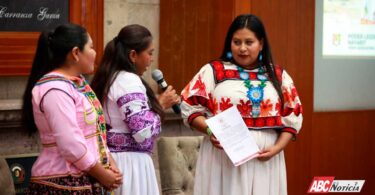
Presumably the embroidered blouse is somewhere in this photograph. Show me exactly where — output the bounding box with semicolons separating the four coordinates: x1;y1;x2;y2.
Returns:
181;60;303;135
104;71;161;153
30;72;110;180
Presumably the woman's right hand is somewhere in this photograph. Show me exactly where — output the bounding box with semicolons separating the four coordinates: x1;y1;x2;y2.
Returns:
87;162;123;190
99;169;123;190
209;135;223;150
158;85;180;110
189;116;223;150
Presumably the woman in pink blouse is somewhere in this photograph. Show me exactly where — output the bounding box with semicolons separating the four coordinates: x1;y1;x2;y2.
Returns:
180;14;303;195
22;24;122;194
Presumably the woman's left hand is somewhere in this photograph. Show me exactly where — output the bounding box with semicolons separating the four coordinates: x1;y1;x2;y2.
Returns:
108;154;123;190
109;164;120;174
257;132;294;161
257;145;282;161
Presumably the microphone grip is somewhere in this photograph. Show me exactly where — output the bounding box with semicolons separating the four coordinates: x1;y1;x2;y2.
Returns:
157;80;168;91
172;104;181;114
157;79;181;114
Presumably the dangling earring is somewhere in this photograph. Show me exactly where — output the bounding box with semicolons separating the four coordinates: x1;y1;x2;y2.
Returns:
226;51;233;59
258;52;263;61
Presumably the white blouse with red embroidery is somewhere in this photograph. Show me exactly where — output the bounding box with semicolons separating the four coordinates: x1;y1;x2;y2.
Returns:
180;60;303;135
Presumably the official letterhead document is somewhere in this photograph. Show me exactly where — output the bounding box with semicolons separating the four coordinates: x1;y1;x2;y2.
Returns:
205;106;260;166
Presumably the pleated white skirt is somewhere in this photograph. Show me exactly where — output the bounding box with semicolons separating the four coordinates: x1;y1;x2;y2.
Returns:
194;129;287;195
111;152;160;195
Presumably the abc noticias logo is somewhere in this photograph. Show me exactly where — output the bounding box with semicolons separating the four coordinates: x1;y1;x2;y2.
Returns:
307;177;365;193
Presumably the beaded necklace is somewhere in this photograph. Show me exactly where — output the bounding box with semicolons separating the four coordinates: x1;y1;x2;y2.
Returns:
237;65;267;117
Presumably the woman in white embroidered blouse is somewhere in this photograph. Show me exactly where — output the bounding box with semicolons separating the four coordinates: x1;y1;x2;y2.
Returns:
91;24;179;195
180;14;303;195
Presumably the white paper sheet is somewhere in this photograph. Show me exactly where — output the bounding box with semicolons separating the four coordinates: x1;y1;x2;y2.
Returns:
205;106;260;166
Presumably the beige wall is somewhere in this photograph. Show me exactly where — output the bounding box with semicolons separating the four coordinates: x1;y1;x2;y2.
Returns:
0;77;27;100
104;0;160;90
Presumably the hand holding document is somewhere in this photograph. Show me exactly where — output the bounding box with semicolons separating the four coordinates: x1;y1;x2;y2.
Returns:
205;106;259;166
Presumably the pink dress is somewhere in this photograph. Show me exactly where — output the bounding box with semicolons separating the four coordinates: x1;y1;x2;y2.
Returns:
26;72;110;194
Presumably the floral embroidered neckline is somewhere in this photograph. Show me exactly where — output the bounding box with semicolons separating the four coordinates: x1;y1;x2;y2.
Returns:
237;65;267;117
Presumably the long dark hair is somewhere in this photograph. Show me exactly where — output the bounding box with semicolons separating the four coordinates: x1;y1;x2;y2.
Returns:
220;14;284;105
22;24;89;134
91;24;164;119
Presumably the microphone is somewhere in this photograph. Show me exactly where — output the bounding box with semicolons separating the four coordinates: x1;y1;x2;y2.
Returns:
152;69;181;114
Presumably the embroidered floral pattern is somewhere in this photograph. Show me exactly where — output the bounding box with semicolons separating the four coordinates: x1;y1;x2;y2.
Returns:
283;85;299;108
108;92;161;153
78;79;109;166
210;61;266;83
207;93;218;115
260;99;273;117
219;97;233;111
216;70;225;81
238;65;267;117
26;175;108;194
107;131;157;153
291;87;299;102
192;75;207;97
243;117;283;128
294;103;303;116
181;81;191;101
275;100;282;115
282;84;302;117
237;100;252;117
117;93;147;107
181;60;303;135
224;69;238;78
126;111;160;133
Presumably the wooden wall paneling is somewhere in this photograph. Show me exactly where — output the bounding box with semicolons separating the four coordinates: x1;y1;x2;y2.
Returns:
209;1;234;60
0;32;39;75
160;0;214;93
233;0;251;16
0;0;103;76
160;0;187;92
312;111;375;194
249;0;314;194
193;0;213;74
159;0;236;92
286;1;315;194
69;0;104;67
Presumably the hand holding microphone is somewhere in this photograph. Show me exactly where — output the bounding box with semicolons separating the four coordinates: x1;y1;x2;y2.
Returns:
158;85;180;109
152;69;181;114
